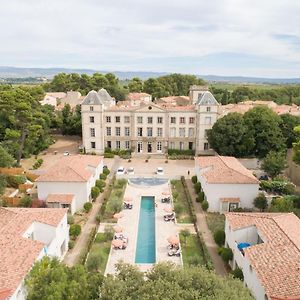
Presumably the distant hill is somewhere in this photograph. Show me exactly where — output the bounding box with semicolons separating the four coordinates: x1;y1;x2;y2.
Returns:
0;66;300;84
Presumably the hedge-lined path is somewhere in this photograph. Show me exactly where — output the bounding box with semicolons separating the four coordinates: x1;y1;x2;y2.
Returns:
64;156;120;266
185;179;228;276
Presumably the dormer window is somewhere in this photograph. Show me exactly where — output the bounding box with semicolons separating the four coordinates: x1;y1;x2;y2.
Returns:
90;106;94;111
206;107;211;112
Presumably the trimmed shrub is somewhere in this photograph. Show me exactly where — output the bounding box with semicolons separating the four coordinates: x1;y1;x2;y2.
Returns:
103;168;110;175
191;175;198;184
6;175;26;188
33;158;43;170
69;224;81;237
198;192;205;203
84;202;92;213
67;214;74;225
195;196;201;203
213;230;225;246
167;149;195;156
253;193;267;211
231;267;244;281
201;200;209;211
18;195;32;207
104;153;114;158
100;173;107;180
91;186;100;200
68;240;75;249
172;191;179;199
194;182;201;193
96;179;106;189
219;247;233;263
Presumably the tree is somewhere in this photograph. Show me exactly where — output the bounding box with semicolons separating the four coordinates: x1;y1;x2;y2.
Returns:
269;197;294;212
201;200;209;211
244;106;286;158
180;229;190;245
26;259;252;300
91;186;100;200
213;230;225;246
25;257;103;300
261;151;287;178
293;126;300;165
128;77;143;92
253;193;268;211
0;145;14;167
207;113;254;157
280;114;300;148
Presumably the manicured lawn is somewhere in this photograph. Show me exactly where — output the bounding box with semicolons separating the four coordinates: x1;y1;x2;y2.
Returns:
85;232;112;273
206;213;225;234
101;179;127;222
179;234;206;267
171;180;193;223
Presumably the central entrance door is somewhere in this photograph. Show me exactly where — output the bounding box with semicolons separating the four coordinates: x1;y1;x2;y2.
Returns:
137;141;143;153
147;142;152;153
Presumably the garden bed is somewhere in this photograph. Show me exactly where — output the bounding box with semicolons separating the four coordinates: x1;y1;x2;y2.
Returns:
179;234;206;267
85;231;112;273
206;213;225;235
171;180;193;223
100;179;127;223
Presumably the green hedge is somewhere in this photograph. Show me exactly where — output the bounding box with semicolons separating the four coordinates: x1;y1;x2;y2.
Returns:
180;176;213;270
191;175;198;184
78;226;97;265
168;149;195;156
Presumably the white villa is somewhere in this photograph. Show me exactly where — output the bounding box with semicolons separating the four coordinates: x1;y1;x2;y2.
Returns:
225;212;300;300
81;86;220;155
36;155;103;214
195;156;259;213
0;207;69;300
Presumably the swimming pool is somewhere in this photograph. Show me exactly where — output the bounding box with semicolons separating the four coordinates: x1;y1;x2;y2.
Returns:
135;196;156;264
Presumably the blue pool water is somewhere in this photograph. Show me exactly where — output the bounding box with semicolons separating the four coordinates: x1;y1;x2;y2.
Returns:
135;196;156;263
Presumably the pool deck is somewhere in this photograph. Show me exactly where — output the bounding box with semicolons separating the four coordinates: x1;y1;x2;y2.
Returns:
104;181;182;275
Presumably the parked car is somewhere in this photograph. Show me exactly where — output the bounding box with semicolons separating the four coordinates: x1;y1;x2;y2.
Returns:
259;174;269;181
117;166;125;175
63;151;70;156
156;167;164;175
127;167;134;175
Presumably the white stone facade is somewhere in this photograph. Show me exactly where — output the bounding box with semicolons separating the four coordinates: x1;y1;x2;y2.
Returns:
81;87;220;155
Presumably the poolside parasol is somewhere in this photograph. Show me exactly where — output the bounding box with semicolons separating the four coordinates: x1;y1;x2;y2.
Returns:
167;236;179;245
113;225;123;233
124;196;133;203
113;212;123;219
162;191;170;196
112;239;123;248
164;206;173;213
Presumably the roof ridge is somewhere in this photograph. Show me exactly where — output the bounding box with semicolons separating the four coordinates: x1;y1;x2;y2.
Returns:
271;214;300;252
219;156;254;180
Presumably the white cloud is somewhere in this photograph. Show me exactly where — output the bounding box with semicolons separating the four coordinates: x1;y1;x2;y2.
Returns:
0;0;300;76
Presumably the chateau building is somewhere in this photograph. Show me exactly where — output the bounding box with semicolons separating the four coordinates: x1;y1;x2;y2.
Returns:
81;86;220;154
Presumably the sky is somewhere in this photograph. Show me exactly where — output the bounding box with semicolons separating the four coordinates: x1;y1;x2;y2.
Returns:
1;0;300;77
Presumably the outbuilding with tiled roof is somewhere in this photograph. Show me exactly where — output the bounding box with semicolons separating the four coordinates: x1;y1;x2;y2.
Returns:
195;155;259;212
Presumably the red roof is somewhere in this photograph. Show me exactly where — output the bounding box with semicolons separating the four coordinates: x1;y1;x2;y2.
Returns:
37;155;103;182
226;213;300;299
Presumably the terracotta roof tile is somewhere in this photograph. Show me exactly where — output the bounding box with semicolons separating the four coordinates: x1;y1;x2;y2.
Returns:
36;155;103;182
226;213;300;299
0;207;67;298
195;155;259;184
46;194;75;204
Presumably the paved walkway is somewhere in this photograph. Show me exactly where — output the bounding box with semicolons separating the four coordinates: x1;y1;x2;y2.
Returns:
64;157;119;266
185;179;228;276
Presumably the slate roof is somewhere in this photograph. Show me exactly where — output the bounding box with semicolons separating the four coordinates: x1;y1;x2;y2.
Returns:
197;91;219;106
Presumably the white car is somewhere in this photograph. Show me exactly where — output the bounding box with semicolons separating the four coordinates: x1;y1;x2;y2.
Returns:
63;151;70;156
116;166;125;175
156;167;164;175
127;167;134;175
